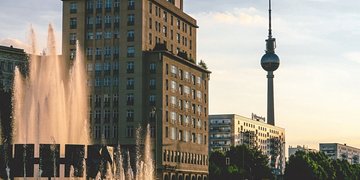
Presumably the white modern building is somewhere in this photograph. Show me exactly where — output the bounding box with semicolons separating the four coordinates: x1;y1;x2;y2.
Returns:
320;143;360;164
209;114;285;173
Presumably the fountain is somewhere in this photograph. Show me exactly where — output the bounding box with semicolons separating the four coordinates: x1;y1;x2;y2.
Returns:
0;25;155;179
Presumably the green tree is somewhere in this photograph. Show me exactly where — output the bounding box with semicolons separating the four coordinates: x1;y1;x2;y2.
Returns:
209;145;273;180
285;150;360;180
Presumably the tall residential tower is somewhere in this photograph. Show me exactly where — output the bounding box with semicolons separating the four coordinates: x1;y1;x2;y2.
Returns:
61;0;210;179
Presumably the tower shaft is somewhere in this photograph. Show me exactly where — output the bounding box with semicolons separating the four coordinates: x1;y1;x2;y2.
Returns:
267;71;275;125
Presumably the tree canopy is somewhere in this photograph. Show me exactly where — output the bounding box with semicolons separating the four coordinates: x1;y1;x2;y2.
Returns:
209;145;273;180
285;151;360;180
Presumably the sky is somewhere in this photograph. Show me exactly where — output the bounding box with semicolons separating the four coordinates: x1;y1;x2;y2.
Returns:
1;0;360;151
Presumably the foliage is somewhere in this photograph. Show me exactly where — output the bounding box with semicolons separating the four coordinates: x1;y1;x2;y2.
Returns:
198;60;208;69
0;84;13;144
285;151;360;180
209;145;273;180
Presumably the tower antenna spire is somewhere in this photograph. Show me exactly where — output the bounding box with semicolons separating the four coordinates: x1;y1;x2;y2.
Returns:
268;0;272;38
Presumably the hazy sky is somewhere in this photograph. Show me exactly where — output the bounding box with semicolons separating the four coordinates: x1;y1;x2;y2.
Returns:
1;0;360;150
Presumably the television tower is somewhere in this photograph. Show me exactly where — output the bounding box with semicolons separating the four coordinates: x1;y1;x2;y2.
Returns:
261;0;280;126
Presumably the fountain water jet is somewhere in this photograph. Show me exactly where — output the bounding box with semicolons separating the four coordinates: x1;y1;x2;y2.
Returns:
13;24;89;150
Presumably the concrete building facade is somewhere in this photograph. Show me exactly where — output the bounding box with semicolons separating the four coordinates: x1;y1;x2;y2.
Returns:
209;114;285;174
0;45;28;91
320;143;360;164
61;0;210;179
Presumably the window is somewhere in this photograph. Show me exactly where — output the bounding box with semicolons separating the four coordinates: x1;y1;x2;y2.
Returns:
127;78;134;89
104;46;111;56
149;95;156;106
178;130;183;141
69;33;76;45
127;14;135;26
177;33;180;43
127;110;134;121
149;33;152;45
87;63;93;71
163;26;167;37
149;63;156;73
113;126;118;138
177;19;181;29
171;81;177;92
127;46;135;57
170;112;177;124
127;61;134;73
105;0;112;9
127;30;135;41
149;2;152;13
104;32;112;39
96;0;102;9
104;109;111;122
114;0;120;7
70;18;77;29
113;94;119;107
103;77;111;86
87;32;94;40
165;126;169;138
170;96;176;106
127;93;134;105
192;133;196;143
95;32;102;39
126;126;134;137
191;75;196;85
104;15;112;24
171;127;176;140
149;18;152;29
163;11;167;22
128;0;135;10
149;79;156;89
94;126;101;139
87;0;93;10
70;2;77;13
95;110;101;123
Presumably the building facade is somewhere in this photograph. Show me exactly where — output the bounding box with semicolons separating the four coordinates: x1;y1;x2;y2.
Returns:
320;143;360;164
288;145;318;157
0;45;28;91
61;0;210;179
209;114;285;174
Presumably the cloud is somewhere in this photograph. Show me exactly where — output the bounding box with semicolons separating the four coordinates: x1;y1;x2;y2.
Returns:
200;7;266;26
0;38;30;52
344;52;360;64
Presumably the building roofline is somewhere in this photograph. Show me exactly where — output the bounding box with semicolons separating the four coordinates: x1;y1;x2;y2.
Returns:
151;0;198;28
0;45;26;55
209;113;285;130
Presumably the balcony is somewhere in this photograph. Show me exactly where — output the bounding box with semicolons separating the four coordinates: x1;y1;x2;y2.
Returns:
96;23;102;29
105;7;111;12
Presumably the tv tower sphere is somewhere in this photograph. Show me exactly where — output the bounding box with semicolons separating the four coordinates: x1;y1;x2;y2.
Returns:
261;52;280;72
